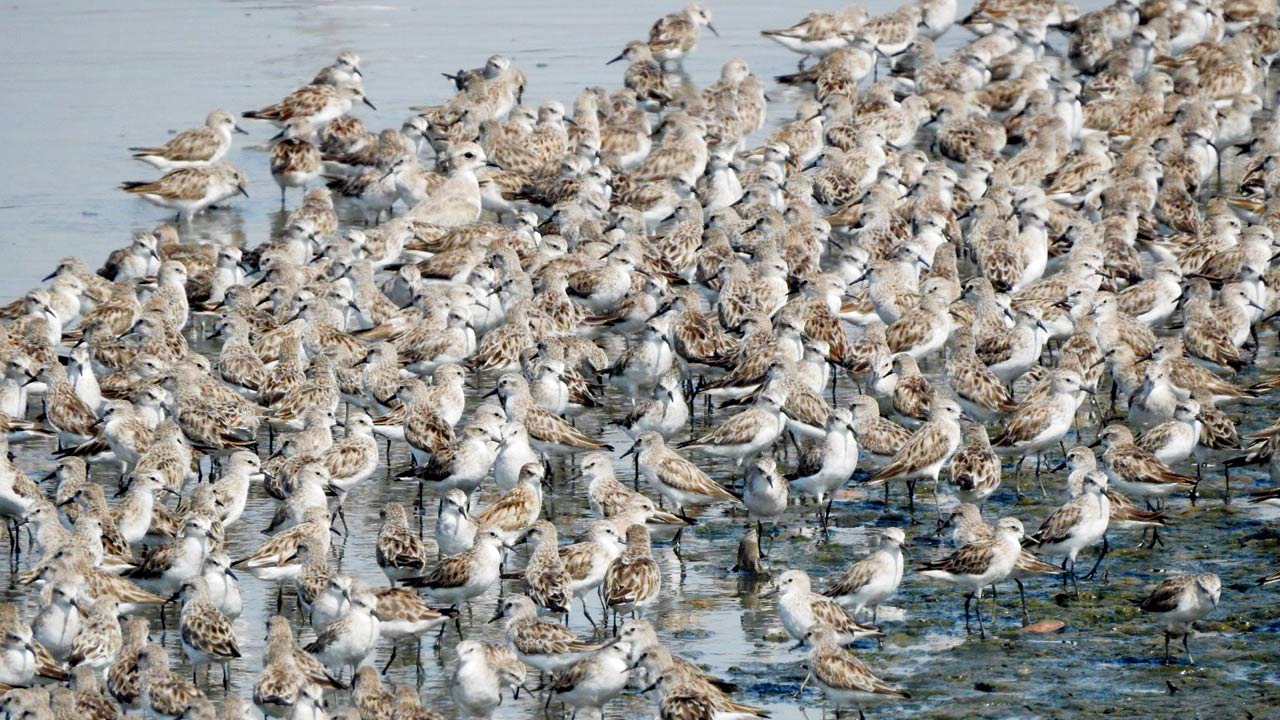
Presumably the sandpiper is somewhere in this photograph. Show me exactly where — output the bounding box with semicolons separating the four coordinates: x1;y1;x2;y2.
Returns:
765;569;882;645
493;594;599;674
603;525;661;623
517;520;573;615
130;110;247;171
548;640;634;719
174;578;240;689
823;528;907;624
136;645;207;720
1135;573;1221;665
67;596;123;674
866;397;963;514
400;527;508;608
304;581;381;682
449;640;527;720
917;517;1024;638
372;588;456;672
558;521;625;626
1028;471;1111;591
629;431;740;518
120;164;249;222
800;626;909;717
375;502;430;586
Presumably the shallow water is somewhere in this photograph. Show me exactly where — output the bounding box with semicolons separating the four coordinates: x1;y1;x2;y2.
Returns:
4;0;1280;718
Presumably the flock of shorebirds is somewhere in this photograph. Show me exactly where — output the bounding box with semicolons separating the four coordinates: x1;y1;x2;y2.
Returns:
5;0;1280;717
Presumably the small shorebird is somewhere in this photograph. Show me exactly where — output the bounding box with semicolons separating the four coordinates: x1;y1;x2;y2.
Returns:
866;397;963;514
1135;573;1221;665
136;645;207;720
124;516;215;599
992;370;1089;488
269;119;324;206
400;527;508;608
304;581;381;682
375;502;430;586
789;407;859;524
120;164;249;222
950;421;1001;504
613;619;741;703
67;596;123;674
677;390;787;467
761;8;866;69
130;110;247;171
732;524;767;576
436;488;478;557
175;578;240;689
608;42;679;109
1027;471;1111;592
603;525;661;625
742;455;789;543
1136;399;1202;468
848;395;911;468
392;685;444;720
646;3;718;66
492;422;541;493
558;521;625;626
547;640;634;719
322;412;380;529
472;463;544;542
629;431;740;518
449;640;527;720
917;517;1024;638
493;594;599;674
232;507;331;611
311;51;363;87
1097;424;1198;504
372;588;456;672
616;371;689;440
945;327;1013;421
243;83;375;130
402;423;500;497
255;616;344;717
800;626;909;717
493;373;612;454
33;578;82;662
200;552;242;620
517;520;573;615
350;667;392;720
107;617;150;707
765;569;882;645
823;528;906;624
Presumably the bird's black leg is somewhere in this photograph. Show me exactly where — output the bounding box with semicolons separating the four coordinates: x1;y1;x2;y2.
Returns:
1016;578;1029;626
382;642;399;673
1083;535;1108;580
1035;454;1047;497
